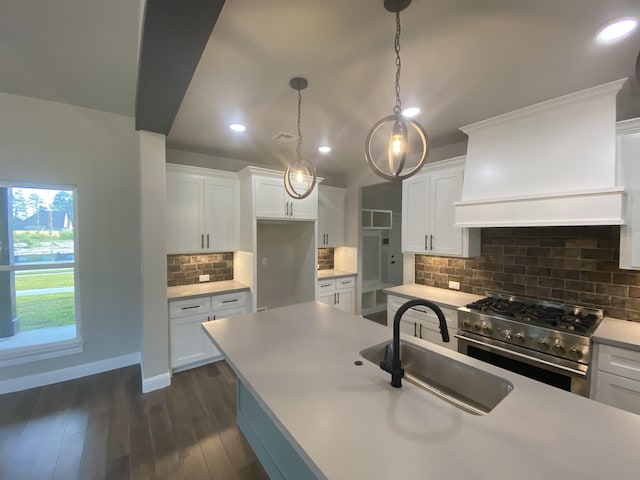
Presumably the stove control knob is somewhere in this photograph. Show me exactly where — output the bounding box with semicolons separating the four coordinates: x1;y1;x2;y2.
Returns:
472;322;482;332
501;329;512;340
462;319;472;329
514;332;527;343
552;340;566;355
569;346;584;360
537;338;550;350
481;323;493;335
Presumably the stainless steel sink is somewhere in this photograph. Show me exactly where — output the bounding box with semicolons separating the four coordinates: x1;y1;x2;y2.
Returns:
360;340;513;415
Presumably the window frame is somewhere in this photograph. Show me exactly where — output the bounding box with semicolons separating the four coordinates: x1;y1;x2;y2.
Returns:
0;182;83;367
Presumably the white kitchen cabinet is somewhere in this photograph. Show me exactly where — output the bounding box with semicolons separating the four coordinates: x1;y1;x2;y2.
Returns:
590;342;640;415
386;294;458;352
617;118;640;270
169;290;248;371
318;185;345;247
402;156;479;257
254;175;316;220
316;276;355;314
166;164;239;254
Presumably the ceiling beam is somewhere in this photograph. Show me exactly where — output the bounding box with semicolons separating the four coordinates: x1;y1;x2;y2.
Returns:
135;0;225;134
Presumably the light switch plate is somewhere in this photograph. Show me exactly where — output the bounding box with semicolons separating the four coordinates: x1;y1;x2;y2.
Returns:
448;280;460;290
199;274;210;282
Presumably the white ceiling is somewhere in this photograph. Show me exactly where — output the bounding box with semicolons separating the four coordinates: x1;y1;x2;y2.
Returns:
2;1;640;183
0;0;140;116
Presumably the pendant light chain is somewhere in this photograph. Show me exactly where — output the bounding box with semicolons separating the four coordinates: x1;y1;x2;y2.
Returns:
296;88;303;160
393;9;402;115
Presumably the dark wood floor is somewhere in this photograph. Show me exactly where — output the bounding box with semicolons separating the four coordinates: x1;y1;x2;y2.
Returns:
0;361;269;480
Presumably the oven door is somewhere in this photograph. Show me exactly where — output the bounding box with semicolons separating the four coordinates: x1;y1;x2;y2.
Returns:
455;332;589;397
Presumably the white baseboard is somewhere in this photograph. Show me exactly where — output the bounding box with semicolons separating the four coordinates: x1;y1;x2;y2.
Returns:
142;371;171;393
0;352;141;395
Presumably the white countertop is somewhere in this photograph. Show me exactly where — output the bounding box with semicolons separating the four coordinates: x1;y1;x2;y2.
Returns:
384;283;483;309
593;317;640;352
167;280;249;300
203;301;640;480
317;269;356;280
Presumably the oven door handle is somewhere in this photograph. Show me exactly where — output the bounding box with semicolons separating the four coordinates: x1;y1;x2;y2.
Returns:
454;334;587;377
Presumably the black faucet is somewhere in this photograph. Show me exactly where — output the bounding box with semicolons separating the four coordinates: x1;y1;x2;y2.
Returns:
380;299;450;388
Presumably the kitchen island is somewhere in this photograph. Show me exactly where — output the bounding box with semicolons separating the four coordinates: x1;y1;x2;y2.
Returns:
202;301;639;480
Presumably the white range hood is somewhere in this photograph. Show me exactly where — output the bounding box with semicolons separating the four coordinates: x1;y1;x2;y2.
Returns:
454;79;626;227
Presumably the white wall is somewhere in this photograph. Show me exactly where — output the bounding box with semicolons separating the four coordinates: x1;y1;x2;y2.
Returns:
0;93;142;382
139;131;169;390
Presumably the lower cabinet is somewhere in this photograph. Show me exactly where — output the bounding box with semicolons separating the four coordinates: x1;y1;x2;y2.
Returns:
316;276;355;314
169;290;248;371
387;294;458;352
590;342;640;415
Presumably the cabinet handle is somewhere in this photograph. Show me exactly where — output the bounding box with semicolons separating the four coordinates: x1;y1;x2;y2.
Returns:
221;299;238;303
213;314;216;320
337;292;340;303
207;234;210;249
326;233;329;245
414;322;417;336
425;235;428;250
201;234;204;249
419;323;423;339
321;283;332;288
285;202;288;216
430;235;433;251
290;202;293;216
180;305;200;310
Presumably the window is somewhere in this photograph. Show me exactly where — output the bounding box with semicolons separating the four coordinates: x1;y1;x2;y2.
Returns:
0;185;82;365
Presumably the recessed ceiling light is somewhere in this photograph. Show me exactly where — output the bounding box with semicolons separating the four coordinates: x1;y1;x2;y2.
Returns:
318;146;331;154
597;18;638;42
402;107;420;117
229;123;246;132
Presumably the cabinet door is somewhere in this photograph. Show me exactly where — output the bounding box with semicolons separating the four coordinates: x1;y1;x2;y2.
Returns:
335;288;354;314
402;174;429;252
289;189;317;219
430;167;464;256
400;318;417;337
204;178;237;251
170;312;219;369
318;187;345;247
255;177;286;218
166;172;205;254
317;291;334;306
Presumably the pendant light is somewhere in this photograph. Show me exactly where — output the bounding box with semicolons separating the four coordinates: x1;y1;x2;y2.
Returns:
365;0;429;181
284;77;317;199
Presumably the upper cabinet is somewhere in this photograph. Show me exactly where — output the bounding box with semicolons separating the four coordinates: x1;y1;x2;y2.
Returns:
402;156;480;257
318;185;345;247
166;164;239;254
618;118;640;270
253;173;317;220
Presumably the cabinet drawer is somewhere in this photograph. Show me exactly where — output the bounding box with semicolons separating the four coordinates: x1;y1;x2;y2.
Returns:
212;291;247;310
597;344;640;382
169;296;211;318
317;279;336;292
335;276;355;289
594;370;640;415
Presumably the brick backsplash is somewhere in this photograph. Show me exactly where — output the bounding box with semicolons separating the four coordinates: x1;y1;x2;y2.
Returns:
167;253;234;286
415;226;640;322
318;248;334;270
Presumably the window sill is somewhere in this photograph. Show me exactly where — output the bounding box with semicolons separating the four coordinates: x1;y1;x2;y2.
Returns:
0;326;83;367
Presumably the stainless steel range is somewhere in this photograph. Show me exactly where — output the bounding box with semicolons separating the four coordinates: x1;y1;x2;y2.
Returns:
456;293;603;397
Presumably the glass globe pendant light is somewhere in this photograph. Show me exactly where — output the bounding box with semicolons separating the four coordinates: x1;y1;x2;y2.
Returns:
284;77;317;199
365;0;429;181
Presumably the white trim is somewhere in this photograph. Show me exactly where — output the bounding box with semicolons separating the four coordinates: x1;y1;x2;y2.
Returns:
461;79;626;134
142;371;171;393
0;337;84;368
0;351;141;395
617;117;640;135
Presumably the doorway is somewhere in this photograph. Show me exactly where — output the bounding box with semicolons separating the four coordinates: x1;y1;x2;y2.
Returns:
360;182;402;324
